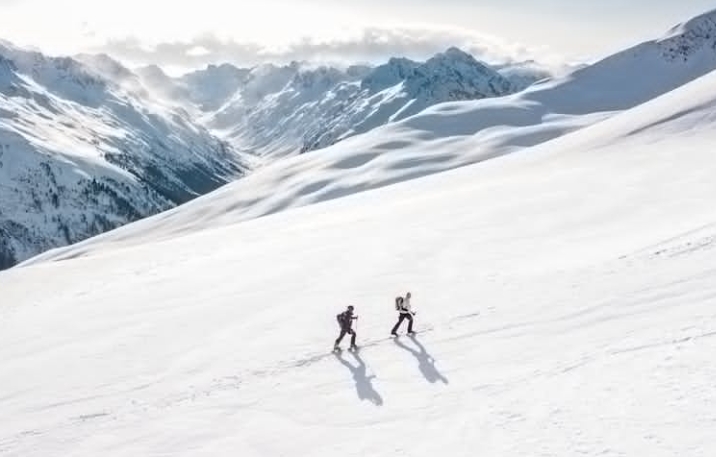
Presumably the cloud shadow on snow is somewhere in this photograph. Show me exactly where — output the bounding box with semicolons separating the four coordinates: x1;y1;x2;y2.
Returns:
393;335;449;385
334;351;384;406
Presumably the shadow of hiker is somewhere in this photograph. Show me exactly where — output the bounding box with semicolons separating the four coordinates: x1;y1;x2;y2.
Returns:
393;335;449;384
334;350;384;406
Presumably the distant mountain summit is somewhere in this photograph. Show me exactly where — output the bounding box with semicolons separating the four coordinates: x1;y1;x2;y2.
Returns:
658;8;716;61
173;47;520;158
0;43;246;269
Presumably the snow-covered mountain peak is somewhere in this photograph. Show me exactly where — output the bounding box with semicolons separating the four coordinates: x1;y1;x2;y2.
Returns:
206;62;244;74
0;40;247;269
0;44;112;107
290;65;354;91
201;62;302;131
177;63;249;111
656;9;716;65
428;46;485;67
425;47;495;79
137;63;168;79
360;47;512;97
248;61;296;79
517;9;716;116
205;48;520;157
345;64;373;78
74;53;152;98
658;8;716;62
360;57;418;92
74;53;135;81
425;46;502;75
412;46;513;97
663;8;716;38
181;62;248;86
134;64;192;106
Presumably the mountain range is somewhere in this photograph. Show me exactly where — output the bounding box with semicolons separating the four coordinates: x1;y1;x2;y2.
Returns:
4;8;716;269
139;48;549;159
48;7;716;243
0;42;248;269
1;46;540;269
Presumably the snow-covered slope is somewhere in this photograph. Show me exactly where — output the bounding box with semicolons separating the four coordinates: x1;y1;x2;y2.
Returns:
524;8;716;114
200;48;517;158
3;60;716;457
0;43;246;269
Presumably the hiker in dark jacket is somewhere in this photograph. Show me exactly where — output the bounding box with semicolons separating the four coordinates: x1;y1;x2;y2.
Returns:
391;292;415;336
334;305;358;350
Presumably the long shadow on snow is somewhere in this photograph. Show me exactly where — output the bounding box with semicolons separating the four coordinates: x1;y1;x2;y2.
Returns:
333;351;384;406
393;335;449;385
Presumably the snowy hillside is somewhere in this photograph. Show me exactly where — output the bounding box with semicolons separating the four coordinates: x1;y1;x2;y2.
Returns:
173;48;518;158
0;43;246;269
3;59;716;457
525;8;716;114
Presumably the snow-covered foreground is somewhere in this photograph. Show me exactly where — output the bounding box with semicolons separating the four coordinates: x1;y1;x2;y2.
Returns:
2;65;716;455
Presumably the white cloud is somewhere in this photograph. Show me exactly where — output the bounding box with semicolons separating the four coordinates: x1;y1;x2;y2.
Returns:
3;0;708;74
95;25;567;73
186;46;210;57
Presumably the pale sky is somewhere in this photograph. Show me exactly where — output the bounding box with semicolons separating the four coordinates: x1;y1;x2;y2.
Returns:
1;0;714;72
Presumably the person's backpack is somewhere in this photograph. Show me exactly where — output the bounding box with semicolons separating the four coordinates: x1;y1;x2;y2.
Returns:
337;311;350;327
395;296;404;310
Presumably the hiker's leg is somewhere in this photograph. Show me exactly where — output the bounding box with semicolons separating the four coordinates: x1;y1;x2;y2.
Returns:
391;314;406;334
335;328;347;346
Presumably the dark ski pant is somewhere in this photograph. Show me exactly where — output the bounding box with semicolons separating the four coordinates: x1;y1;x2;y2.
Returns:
335;327;356;347
391;313;414;334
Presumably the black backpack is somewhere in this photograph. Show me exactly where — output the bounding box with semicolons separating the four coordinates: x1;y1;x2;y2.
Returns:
395;296;404;310
337;311;350;326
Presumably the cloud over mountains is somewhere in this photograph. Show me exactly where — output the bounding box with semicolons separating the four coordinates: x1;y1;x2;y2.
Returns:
96;25;564;71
